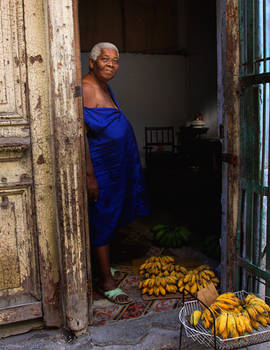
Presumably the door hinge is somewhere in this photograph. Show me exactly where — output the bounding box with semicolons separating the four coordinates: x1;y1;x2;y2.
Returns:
74;85;82;97
221;153;238;165
263;187;269;196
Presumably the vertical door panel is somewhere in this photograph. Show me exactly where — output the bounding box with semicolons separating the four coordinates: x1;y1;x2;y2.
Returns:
0;0;42;325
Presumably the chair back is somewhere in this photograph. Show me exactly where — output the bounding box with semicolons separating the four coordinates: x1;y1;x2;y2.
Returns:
144;126;175;150
144;126;175;166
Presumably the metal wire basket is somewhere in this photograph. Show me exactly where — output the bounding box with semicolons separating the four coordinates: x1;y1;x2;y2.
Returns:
178;290;270;350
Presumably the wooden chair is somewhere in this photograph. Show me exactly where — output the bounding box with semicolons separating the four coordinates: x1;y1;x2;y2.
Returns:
144;126;177;167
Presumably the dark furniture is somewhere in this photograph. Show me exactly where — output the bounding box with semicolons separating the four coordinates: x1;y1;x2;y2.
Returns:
144;126;177;167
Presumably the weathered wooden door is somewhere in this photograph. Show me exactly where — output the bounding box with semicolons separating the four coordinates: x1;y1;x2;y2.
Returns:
236;0;270;292
217;0;270;292
0;0;62;329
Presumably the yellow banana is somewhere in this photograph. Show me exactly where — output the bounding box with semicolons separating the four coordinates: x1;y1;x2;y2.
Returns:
250;319;259;330
184;273;191;283
218;313;228;334
154;286;160;296
241;312;253;333
258;314;268;327
143;279;150;288
220;327;229;339
159;285;166;296
204;269;215;278
193;310;202;326
227;313;236;337
212;277;219;284
234;314;245;335
179;266;187;274
155;278;161;287
200;272;210;281
252;303;265;314
142;287;148;294
202;317;210;329
215;301;235;312
148;288;154;296
161;277;166;287
190;274;196;286
166;284;172;293
246;305;258;321
190;283;198;294
178;279;184;288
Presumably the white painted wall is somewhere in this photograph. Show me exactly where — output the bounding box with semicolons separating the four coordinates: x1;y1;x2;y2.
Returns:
81;53;188;166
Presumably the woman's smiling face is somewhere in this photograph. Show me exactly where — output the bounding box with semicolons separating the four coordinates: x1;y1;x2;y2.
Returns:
90;48;119;82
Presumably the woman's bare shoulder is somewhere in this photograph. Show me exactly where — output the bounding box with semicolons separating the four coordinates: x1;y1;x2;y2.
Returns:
82;75;96;106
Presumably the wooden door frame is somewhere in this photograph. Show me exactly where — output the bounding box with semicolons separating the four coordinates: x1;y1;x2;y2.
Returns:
43;0;90;334
216;0;241;291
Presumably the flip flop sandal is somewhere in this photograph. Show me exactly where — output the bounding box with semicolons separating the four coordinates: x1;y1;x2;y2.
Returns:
110;267;125;281
97;287;133;305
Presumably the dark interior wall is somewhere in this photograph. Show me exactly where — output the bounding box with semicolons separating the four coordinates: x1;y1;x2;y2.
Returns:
79;0;179;53
185;0;218;137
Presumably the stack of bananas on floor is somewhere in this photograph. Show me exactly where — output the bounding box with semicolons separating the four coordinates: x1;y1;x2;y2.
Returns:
138;256;185;296
189;292;270;340
178;265;219;295
138;256;219;297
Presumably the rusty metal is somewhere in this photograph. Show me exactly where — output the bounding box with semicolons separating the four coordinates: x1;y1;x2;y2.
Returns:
239;72;270;89
221;153;238;165
74;85;82;97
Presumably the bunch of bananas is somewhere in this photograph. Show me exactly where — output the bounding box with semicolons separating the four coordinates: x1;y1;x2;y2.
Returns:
138;256;186;296
191;293;242;330
212;312;253;339
242;293;270;329
189;292;270;340
138;275;178;296
152;224;191;248
139;256;175;278
178;265;219;295
138;257;219;297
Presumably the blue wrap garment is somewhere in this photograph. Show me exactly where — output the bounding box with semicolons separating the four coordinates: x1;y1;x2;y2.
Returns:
84;86;150;247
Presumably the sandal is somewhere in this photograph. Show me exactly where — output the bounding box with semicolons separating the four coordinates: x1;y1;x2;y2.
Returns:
97;287;133;305
110;267;125;281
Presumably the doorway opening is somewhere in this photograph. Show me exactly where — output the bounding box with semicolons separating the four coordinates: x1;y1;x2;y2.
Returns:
78;0;220;325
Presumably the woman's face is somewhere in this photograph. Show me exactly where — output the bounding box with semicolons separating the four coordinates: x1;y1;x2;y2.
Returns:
90;48;119;82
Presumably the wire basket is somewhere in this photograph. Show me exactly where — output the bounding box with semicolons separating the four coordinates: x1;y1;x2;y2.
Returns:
179;290;270;350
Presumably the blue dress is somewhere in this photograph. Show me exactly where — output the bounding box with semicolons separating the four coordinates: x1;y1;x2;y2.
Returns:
84;86;150;247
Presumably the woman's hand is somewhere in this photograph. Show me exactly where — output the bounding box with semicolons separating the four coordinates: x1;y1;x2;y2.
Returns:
87;174;99;202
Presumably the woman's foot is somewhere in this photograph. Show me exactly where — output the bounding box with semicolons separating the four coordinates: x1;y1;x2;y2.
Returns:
98;275;132;304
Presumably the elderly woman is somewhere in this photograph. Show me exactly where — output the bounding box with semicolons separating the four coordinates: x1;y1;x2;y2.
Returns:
83;42;149;304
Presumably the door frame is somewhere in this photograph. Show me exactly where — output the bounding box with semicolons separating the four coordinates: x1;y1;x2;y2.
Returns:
44;0;91;334
217;0;241;291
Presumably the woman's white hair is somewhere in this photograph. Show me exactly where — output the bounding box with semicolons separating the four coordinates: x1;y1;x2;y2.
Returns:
90;42;119;61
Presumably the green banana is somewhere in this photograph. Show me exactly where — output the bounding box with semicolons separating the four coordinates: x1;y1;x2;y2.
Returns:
175;226;190;242
155;228;169;241
159;232;170;247
152;224;169;232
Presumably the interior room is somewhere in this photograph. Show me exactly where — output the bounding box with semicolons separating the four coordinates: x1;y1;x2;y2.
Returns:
79;0;221;323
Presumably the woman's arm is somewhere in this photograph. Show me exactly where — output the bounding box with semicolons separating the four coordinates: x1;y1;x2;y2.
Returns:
85;126;99;202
